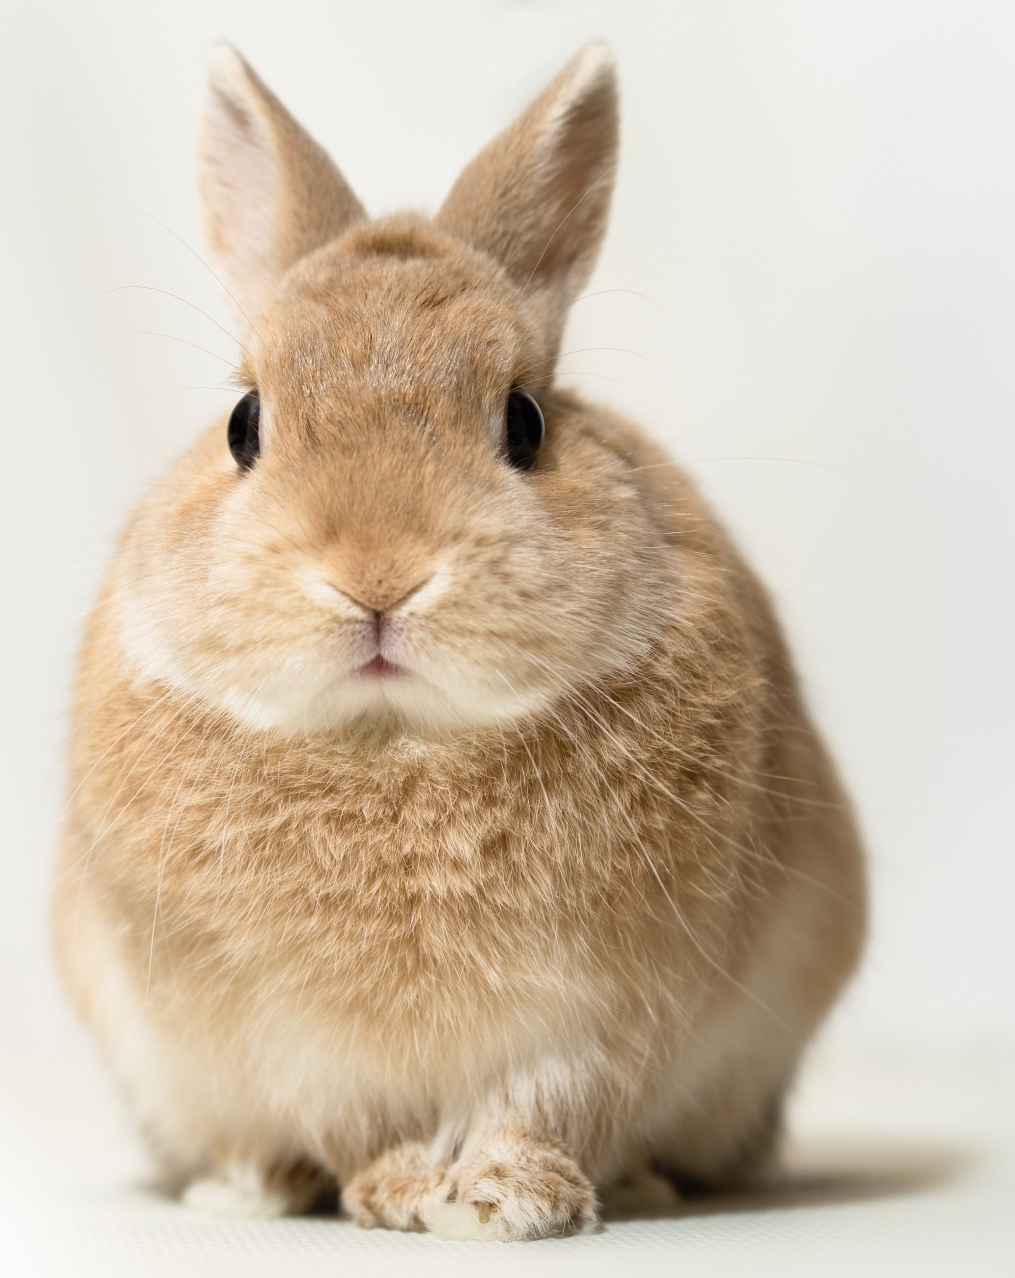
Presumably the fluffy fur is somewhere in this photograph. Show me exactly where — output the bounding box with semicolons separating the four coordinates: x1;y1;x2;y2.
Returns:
53;43;866;1242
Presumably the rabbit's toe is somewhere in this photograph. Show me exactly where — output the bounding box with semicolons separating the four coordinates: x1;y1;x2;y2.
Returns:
425;1128;598;1241
343;1141;448;1231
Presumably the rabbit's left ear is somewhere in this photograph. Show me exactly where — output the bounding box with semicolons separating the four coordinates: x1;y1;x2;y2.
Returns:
436;43;618;342
198;44;365;321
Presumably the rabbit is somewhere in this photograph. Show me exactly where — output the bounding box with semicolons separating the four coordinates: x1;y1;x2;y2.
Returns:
53;41;866;1242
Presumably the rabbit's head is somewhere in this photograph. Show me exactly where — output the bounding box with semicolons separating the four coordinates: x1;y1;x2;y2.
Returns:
116;44;674;737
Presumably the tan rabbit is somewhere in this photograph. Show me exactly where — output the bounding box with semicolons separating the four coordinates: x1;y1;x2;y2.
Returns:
53;42;865;1241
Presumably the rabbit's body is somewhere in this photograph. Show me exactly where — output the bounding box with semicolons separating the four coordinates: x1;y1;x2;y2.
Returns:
54;46;864;1241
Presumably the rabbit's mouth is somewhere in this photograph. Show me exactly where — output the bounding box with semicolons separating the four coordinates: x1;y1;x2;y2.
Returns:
356;655;407;679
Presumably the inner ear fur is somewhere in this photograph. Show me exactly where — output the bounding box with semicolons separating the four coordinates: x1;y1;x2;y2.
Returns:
199;44;366;321
436;43;619;329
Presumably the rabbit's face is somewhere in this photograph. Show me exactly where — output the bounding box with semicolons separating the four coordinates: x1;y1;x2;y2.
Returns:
114;42;665;736
119;220;672;737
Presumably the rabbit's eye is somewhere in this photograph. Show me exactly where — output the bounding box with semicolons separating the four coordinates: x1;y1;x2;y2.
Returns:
505;389;544;470
228;391;260;471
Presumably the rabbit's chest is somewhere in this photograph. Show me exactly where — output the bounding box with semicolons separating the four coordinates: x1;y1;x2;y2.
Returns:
142;767;612;1037
93;700;697;1064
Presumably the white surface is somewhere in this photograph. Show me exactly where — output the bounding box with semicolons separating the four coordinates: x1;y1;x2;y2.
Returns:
2;1046;1012;1276
0;2;1012;1273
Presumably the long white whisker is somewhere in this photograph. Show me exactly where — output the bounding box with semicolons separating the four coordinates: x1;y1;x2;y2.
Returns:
82;196;254;329
80;284;241;344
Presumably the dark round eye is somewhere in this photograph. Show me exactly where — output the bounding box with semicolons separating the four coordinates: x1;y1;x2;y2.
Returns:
505;389;544;470
228;390;260;471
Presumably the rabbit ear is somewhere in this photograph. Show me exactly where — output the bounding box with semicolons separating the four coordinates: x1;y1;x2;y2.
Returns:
436;43;618;334
198;44;365;320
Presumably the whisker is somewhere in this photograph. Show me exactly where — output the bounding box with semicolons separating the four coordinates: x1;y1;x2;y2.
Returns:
61;688;175;819
145;716;219;1005
553;369;633;390
522;166;617;295
68;695;204;935
66;695;201;886
518;642;835;814
99;330;239;368
79;284;241;344
522;140;654;295
135;384;237;405
81;196;254;329
626;457;850;477
533;346;665;373
685;456;851;476
500;668;784;1025
563;679;859;908
558;288;672;322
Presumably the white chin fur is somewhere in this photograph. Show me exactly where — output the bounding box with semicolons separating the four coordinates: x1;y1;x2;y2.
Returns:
118;607;552;737
217;668;545;737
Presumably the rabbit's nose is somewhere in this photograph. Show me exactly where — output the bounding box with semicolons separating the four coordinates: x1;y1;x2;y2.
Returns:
327;574;433;617
321;540;433;616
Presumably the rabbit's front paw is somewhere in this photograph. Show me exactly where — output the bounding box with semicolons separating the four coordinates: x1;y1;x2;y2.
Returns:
424;1127;598;1242
343;1141;448;1231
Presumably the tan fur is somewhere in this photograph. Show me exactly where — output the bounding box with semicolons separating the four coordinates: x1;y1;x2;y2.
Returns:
53;43;865;1242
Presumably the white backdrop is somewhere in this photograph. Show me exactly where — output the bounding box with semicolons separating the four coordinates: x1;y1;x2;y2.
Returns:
0;0;1012;1115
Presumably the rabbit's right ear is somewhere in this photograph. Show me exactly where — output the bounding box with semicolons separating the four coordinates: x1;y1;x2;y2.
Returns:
436;44;618;352
198;45;365;321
